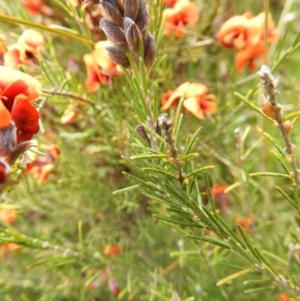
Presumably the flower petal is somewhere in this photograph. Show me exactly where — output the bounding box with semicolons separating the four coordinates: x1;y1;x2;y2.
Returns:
0;66;42;101
0;100;12;129
183;97;204;119
11;95;39;143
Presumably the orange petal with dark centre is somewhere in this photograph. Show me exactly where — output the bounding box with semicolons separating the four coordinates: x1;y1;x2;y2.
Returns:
0;101;12;129
11;95;39;143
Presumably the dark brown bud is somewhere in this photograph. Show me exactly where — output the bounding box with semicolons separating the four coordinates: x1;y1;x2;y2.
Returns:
123;0;140;20
104;45;130;67
135;0;150;36
135;125;150;145
125;21;142;51
100;19;128;49
99;1;123;26
143;32;156;66
0;123;33;164
124;16;135;33
0;159;10;184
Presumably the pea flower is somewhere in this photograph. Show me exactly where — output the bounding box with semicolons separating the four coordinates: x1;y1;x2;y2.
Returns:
21;0;52;16
217;12;280;72
4;29;45;69
236;214;253;233
162;0;200;38
0;208;17;224
83;41;119;92
0;66;41;165
26;144;60;185
161;82;217;119
211;184;230;213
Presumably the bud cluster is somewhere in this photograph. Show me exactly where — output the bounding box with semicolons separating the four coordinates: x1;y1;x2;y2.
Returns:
94;0;156;67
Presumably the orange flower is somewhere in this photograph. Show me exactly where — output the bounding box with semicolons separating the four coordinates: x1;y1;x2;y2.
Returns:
236;214;253;233
0;242;21;258
0;67;41;164
4;29;45;69
217;12;280;71
26;145;60;184
211;184;230;213
0;34;7;63
163;0;178;7
83;41;119;92
0;208;17;224
161;82;217;119
278;294;290;301
21;0;52;15
162;0;200;37
103;245;120;257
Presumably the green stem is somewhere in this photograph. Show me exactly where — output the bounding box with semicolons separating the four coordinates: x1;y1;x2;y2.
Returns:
0;13;94;47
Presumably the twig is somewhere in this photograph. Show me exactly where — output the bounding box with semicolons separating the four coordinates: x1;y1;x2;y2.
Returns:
42;88;98;107
258;65;300;192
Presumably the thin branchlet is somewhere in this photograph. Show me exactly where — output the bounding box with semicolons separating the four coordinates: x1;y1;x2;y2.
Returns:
258;65;300;194
157;113;185;183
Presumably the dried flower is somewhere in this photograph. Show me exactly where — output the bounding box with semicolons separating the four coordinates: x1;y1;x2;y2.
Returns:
217;12;280;71
61;105;77;125
161;82;217;119
162;0;200;38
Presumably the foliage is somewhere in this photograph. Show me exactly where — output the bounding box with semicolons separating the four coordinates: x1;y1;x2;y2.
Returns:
0;0;300;300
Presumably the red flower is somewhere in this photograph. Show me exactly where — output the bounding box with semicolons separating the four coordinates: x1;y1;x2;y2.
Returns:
161;82;217;119
21;0;52;16
162;0;200;37
103;245;120;257
0;66;41;164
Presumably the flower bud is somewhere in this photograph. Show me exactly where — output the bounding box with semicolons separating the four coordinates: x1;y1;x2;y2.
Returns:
135;124;150;145
100;19;128;49
135;0;150;36
104;45;130;67
157;113;169;131
143;32;156;66
262;100;276;120
99;1;123;26
0;159;10;184
284;120;292;133
125;22;142;50
0;123;33;164
123;0;140;20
